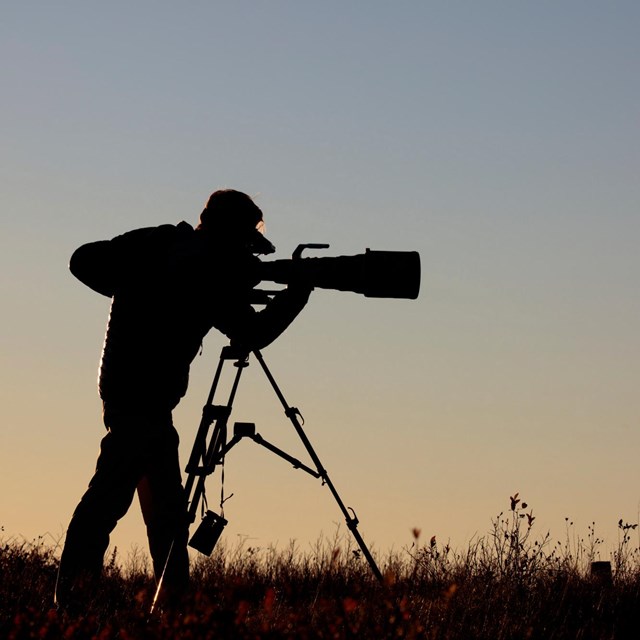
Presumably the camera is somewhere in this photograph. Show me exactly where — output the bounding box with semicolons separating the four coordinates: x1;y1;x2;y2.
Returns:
257;244;421;300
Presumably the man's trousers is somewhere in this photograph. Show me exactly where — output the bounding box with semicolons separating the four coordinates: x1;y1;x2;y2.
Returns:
55;408;189;608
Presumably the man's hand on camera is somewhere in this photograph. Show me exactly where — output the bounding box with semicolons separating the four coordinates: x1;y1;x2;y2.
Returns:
286;280;314;300
284;270;314;301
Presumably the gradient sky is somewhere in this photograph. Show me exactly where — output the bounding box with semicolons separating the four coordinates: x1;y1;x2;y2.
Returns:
2;2;639;564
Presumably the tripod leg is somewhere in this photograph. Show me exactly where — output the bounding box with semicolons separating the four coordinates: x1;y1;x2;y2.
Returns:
252;350;383;582
183;354;227;500
184;351;247;521
151;349;247;614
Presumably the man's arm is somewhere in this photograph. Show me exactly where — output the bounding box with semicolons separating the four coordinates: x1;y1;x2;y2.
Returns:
69;240;118;297
69;225;178;297
217;284;313;352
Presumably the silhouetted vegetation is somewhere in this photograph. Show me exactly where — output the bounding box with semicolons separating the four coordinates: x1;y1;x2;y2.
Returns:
2;498;639;638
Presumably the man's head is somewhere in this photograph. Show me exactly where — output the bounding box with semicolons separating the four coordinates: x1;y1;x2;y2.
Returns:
198;189;262;233
197;189;274;254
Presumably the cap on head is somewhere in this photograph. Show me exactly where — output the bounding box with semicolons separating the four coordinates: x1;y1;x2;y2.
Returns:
198;189;263;233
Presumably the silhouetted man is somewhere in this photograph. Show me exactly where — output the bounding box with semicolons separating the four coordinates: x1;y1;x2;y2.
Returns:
55;190;311;609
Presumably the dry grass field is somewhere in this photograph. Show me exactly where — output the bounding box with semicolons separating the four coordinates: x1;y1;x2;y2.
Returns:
2;496;639;639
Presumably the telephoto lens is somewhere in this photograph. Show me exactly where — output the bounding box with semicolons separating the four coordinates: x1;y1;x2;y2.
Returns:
259;248;421;299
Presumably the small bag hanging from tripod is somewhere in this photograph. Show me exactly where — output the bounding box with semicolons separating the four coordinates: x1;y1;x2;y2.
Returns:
189;510;228;555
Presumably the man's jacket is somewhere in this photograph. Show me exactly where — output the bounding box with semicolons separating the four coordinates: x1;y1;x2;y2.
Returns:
70;222;309;411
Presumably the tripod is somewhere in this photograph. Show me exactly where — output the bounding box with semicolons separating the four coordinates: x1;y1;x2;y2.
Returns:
183;344;383;581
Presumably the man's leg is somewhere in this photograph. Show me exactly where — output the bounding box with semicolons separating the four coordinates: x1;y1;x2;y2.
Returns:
55;431;141;609
137;423;189;600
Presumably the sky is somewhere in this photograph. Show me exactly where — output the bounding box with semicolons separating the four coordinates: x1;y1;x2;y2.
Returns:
1;2;639;568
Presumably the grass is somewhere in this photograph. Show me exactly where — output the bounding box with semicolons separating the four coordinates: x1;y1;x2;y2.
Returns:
2;496;639;639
